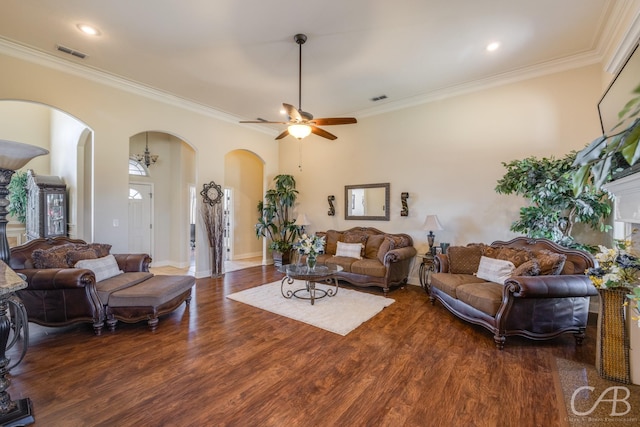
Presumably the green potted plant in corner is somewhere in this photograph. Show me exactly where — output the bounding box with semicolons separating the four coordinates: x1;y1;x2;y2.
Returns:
256;174;301;266
495;153;612;250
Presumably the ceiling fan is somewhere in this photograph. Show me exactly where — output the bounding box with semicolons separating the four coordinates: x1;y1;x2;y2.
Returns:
240;33;357;141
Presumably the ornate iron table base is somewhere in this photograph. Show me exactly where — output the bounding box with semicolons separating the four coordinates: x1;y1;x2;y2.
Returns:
279;264;343;305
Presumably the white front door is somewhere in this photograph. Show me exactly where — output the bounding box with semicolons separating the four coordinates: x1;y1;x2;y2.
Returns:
129;183;153;255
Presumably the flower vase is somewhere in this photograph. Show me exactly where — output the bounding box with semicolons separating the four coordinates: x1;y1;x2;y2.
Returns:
596;288;631;383
306;253;317;271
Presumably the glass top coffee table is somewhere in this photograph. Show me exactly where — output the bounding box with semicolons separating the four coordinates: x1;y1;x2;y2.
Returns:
278;264;343;305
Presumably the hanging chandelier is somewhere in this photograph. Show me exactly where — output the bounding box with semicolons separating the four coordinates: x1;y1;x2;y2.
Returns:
133;132;159;167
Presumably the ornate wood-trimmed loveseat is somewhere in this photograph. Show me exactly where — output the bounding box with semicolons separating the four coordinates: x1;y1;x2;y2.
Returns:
315;227;417;295
429;237;598;349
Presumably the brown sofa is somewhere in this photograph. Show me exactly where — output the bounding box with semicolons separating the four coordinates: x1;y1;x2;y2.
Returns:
315;227;417;295
429;237;598;349
9;237;192;335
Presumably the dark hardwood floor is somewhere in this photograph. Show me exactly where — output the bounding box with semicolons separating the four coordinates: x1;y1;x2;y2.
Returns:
7;266;595;426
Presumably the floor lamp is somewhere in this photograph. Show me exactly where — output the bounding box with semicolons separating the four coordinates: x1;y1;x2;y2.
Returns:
0;139;48;426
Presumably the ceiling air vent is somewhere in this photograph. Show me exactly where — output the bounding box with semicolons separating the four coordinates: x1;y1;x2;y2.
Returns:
56;44;88;59
371;95;387;102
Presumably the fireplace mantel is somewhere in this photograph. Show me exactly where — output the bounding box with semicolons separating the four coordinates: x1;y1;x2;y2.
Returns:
603;172;640;223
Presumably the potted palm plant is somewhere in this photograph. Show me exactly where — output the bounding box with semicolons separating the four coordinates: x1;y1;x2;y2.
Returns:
256;174;301;266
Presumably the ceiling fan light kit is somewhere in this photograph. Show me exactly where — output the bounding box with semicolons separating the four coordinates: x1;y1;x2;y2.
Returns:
288;124;312;139
240;33;357;141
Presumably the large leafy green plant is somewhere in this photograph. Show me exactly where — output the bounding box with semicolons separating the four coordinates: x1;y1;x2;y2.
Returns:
573;82;640;192
256;174;301;253
495;154;611;249
8;171;28;223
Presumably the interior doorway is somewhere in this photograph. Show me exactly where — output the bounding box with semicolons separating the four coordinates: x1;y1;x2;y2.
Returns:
223;150;263;262
129;131;195;269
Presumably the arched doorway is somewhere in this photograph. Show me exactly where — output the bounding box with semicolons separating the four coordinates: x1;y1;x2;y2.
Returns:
129;131;196;269
224;150;263;263
0;100;93;243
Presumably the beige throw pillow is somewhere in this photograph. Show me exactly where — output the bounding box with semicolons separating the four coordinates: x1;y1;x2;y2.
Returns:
476;256;515;284
75;254;124;282
335;241;363;259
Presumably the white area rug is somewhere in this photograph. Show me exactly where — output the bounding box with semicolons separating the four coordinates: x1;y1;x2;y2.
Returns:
226;280;395;336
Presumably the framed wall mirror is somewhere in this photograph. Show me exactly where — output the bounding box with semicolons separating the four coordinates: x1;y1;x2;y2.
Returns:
345;183;390;221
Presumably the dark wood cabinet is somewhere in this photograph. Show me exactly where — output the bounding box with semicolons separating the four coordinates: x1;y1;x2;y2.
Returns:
26;170;67;241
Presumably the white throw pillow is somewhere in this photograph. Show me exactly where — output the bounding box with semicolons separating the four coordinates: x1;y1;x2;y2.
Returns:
75;254;124;282
476;256;515;284
335;241;363;259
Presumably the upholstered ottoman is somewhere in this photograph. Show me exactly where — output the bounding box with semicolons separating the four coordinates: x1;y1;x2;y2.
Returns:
105;274;194;331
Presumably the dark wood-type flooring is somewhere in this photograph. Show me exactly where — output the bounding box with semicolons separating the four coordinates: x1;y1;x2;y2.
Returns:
8;266;596;426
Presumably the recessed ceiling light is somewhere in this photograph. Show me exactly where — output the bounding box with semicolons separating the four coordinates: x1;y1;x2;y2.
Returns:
486;42;500;52
77;24;100;36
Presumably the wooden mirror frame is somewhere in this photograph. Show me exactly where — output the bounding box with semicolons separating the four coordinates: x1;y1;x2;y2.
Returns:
344;183;390;221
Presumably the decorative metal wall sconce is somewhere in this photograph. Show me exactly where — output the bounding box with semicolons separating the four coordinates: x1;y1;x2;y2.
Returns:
328;195;335;216
401;192;409;216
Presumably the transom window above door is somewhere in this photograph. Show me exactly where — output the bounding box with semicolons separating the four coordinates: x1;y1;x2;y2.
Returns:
128;158;149;176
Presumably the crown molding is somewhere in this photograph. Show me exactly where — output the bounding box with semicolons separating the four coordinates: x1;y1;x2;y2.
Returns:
0;3;635;126
358;0;640;119
357;50;603;118
0;37;276;137
602;1;640;74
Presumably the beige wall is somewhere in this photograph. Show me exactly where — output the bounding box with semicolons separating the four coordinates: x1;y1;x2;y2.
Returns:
0;101;51;175
50;108;88;237
280;64;604;257
0;34;632;279
0;52;279;277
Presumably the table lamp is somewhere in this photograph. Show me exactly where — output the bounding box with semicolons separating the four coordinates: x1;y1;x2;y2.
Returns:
0;140;49;264
423;215;443;255
295;212;310;234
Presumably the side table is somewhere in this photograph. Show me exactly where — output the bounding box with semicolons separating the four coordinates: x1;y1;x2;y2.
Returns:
419;254;435;294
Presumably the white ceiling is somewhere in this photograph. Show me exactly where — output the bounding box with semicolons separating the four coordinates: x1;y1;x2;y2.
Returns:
0;0;629;125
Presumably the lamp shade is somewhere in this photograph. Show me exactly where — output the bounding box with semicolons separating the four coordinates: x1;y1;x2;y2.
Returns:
295;212;310;226
0;140;49;170
423;215;443;231
288;124;312;139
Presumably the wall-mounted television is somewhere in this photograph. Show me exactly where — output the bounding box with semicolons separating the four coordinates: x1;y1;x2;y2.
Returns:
598;42;640;135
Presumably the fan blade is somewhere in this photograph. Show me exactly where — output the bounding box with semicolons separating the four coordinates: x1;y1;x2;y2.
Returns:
311;117;357;126
275;129;290;140
240;120;288;124
310;125;337;140
283;103;303;122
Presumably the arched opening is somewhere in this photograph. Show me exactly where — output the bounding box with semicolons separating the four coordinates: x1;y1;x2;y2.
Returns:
224;149;263;266
129;131;196;270
0;100;93;244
